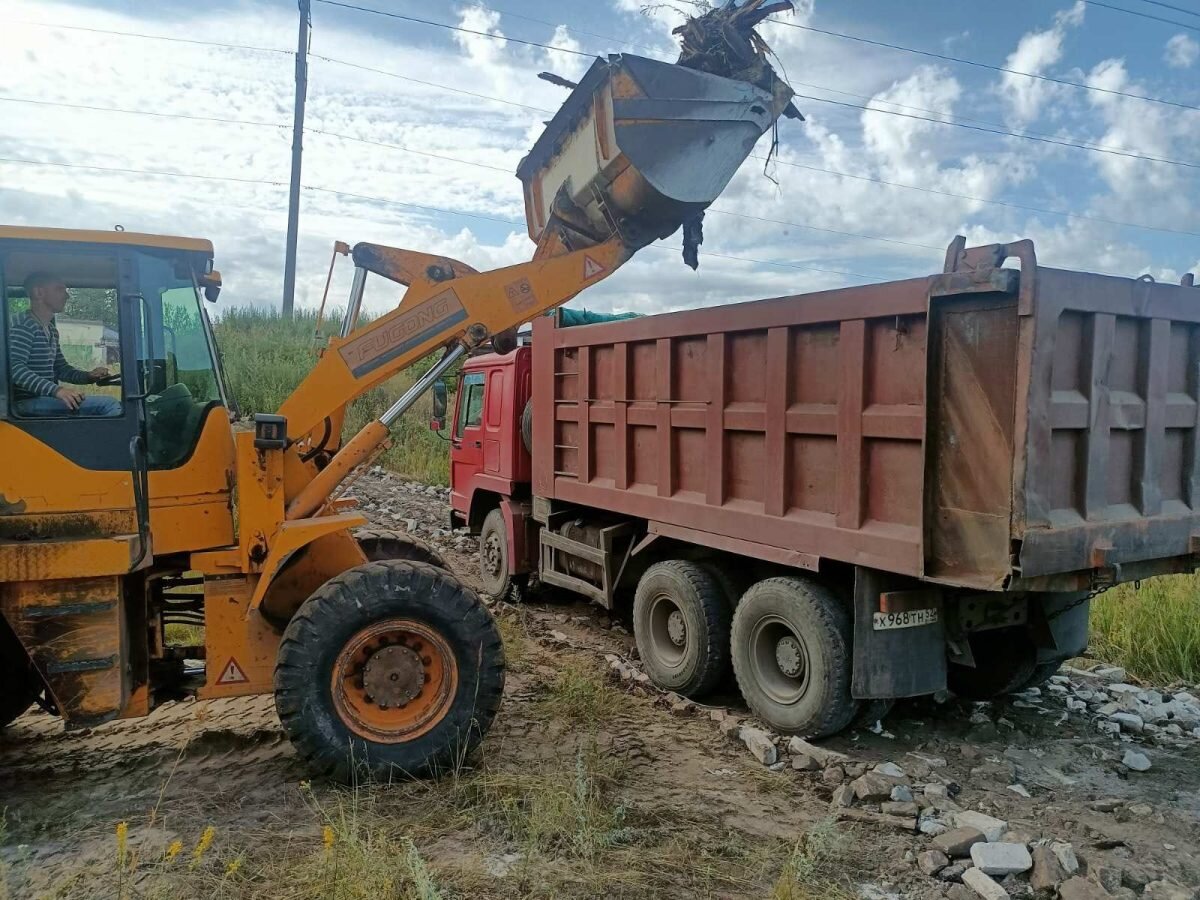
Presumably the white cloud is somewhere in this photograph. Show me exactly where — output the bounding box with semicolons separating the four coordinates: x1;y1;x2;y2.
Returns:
1164;33;1199;69
998;1;1086;125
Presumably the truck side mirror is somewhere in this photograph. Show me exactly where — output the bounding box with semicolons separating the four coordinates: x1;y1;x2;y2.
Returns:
430;380;447;431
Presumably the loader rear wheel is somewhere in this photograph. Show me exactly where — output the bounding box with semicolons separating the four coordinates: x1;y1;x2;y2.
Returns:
731;576;858;738
356;529;448;570
274;560;505;782
633;560;731;698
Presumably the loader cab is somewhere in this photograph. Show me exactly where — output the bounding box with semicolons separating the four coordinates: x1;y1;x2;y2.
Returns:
0;228;230;472
447;346;532;531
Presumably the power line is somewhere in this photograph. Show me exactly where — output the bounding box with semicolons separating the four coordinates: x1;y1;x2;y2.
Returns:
310;0;596;57
1128;0;1200;18
767;19;1200;113
794;92;1200;170
307;128;515;172
0;154;882;280
1077;0;1200;31
0;95;289;130
9;19;291;54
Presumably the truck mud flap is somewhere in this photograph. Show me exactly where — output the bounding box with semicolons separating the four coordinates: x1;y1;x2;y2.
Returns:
852;567;947;699
1030;592;1090;663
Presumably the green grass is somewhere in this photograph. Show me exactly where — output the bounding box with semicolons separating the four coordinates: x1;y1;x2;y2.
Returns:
1090;574;1200;684
213;308;453;485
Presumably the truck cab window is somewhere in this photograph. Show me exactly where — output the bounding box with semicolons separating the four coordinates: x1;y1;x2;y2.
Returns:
2;251;123;420
456;372;485;436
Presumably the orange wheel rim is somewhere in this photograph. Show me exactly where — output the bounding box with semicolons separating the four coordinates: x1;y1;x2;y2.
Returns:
331;618;458;743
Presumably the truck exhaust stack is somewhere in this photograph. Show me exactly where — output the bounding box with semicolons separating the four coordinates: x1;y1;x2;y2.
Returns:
517;4;797;267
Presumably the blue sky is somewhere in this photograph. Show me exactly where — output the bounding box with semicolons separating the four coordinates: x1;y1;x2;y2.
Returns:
0;0;1197;316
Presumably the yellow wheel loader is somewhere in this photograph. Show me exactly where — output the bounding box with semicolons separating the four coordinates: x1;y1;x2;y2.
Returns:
0;44;795;780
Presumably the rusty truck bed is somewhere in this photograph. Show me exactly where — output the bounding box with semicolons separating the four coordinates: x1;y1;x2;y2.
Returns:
531;238;1200;590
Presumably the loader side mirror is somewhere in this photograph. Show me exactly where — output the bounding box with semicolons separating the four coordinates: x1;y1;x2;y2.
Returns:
200;270;222;303
430;380;447;432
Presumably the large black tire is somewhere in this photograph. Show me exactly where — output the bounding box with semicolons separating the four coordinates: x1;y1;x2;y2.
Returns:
356;529;448;570
731;576;858;737
698;560;752;609
275;560;505;782
479;509;525;601
1018;661;1061;692
0;636;40;729
633;560;731;698
947;627;1038;700
520;400;533;456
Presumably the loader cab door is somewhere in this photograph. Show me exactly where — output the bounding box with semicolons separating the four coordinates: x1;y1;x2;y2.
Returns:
0;242;140;472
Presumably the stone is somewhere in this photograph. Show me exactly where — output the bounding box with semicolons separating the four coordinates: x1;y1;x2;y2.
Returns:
918;817;948;837
999;875;1034;899
952;811;1008;843
881;801;920;817
924;783;950;801
933;826;986;858
970;843;1032;877
918;849;950;876
1108;683;1141;695
739;727;777;765
1143;881;1196;900
830;784;855;808
787;736;847;766
1091;665;1127;683
792;753;820;772
852;772;896;802
1058;876;1114;899
1007;784;1031;799
845;762;868;778
1110;712;1144;733
908;751;948;768
890;785;914;803
822;765;846;785
1030;845;1067;892
1121;749;1151;771
940;864;968;883
874;762;906;779
1090;798;1121;812
1049;842;1079;876
962;867;1010;900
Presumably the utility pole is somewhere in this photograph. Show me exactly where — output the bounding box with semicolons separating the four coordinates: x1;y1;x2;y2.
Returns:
282;0;310;318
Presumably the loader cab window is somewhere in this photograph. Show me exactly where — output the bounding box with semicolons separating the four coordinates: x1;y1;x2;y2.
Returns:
2;250;124;420
133;251;227;468
455;372;485;437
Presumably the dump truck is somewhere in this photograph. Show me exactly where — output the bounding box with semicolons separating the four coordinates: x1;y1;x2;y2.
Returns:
441;237;1200;736
0;34;797;780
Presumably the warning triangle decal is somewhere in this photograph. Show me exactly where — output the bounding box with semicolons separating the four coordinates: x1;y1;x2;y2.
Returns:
216;657;249;685
583;255;606;279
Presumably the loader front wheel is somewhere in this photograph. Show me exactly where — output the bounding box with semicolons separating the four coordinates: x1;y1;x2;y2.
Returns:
356;529;449;570
274;561;505;782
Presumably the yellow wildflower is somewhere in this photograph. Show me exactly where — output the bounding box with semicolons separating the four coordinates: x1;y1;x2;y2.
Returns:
323;825;335;853
115;821;128;868
189;825;216;870
165;840;183;862
225;857;243;876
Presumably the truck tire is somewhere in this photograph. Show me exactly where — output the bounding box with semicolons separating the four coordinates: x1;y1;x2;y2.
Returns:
1018;661;1061;692
356;529;448;570
479;509;525;601
698;560;752;609
633;560;731;698
520;400;533;456
274;560;505;782
947;627;1038;700
0;651;40;729
731;576;858;737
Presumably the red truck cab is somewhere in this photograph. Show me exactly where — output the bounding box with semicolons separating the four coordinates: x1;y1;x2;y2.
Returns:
446;346;535;596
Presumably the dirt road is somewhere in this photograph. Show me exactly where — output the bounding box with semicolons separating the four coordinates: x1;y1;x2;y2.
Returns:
1;471;1196;899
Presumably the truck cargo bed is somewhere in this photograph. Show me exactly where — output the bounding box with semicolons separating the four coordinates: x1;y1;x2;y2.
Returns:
532;238;1200;591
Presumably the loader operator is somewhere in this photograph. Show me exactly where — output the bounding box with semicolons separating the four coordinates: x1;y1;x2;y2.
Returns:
8;272;120;417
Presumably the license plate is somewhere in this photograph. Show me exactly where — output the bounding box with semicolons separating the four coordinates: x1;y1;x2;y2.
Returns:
873;608;938;631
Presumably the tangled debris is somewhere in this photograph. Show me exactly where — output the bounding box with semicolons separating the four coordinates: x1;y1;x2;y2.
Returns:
672;1;802;268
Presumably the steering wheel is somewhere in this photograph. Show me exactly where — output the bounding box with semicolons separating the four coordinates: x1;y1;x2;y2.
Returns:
95;373;123;387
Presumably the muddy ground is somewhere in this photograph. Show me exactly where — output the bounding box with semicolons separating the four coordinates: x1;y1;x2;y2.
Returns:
0;470;1196;899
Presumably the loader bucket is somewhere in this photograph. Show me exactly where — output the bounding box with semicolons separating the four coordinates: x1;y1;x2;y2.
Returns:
517;53;794;258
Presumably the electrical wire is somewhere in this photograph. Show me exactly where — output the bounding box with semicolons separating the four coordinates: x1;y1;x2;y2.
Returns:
1076;0;1200;31
767;18;1200;113
8;19;292;54
0;95;289;130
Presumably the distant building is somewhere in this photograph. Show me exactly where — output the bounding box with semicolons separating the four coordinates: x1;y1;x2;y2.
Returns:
56;318;119;368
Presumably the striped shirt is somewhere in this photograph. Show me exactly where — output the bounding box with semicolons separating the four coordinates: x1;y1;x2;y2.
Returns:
8;311;91;400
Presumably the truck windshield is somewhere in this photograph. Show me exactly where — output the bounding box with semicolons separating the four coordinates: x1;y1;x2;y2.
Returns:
134;251;227;467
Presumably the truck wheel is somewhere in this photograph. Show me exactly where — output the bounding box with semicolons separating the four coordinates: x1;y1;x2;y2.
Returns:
1018;661;1061;692
520;400;533;455
0;656;39;728
479;509;525;601
947;627;1037;700
356;529;448;570
698;560;752;608
274;560;505;782
633;560;731;698
731;576;857;737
